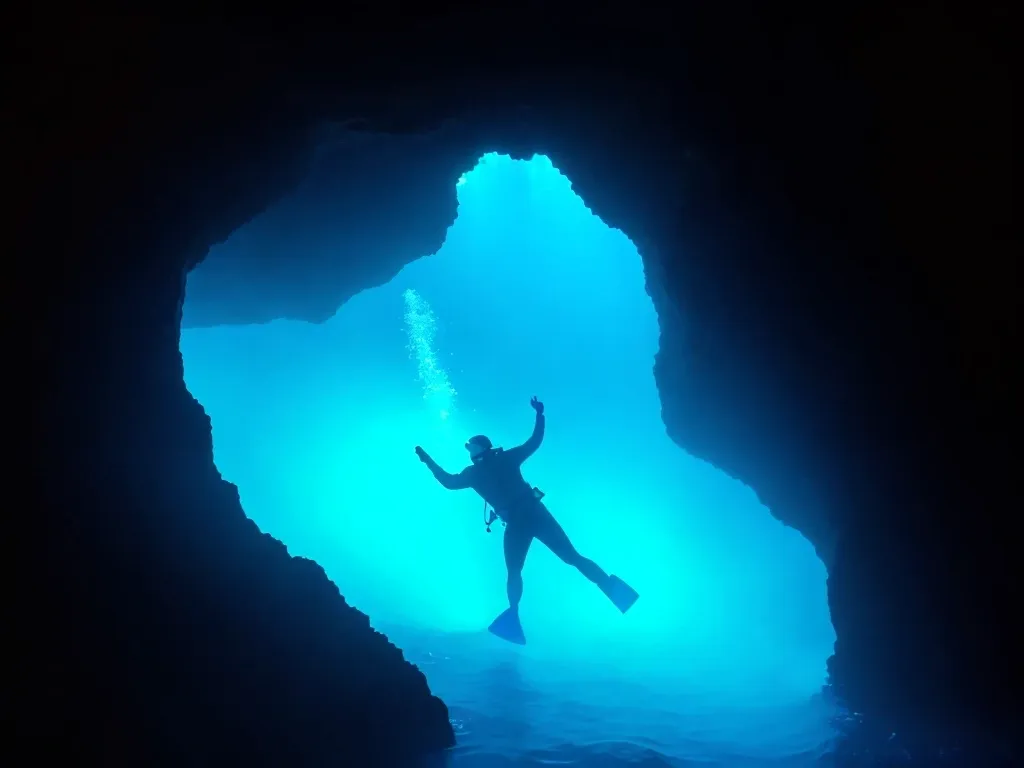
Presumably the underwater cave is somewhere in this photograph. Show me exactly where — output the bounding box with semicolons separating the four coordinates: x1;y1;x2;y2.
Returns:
180;152;837;764
23;9;1017;767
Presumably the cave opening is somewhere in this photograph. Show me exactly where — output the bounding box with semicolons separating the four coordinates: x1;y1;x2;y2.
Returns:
180;152;837;762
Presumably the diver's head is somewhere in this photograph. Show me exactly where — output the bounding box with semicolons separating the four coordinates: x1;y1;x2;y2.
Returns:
466;435;493;463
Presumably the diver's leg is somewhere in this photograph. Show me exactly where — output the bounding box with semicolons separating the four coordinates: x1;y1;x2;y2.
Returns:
502;523;533;612
490;524;533;644
534;505;639;613
533;505;611;589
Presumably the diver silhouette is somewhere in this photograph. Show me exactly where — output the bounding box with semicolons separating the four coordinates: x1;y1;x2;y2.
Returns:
415;396;639;644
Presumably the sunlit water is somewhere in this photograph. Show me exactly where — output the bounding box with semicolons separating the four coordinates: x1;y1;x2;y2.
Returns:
391;624;837;767
181;153;837;765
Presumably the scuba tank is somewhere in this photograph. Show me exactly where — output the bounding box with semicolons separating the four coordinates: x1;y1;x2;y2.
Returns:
484;487;545;532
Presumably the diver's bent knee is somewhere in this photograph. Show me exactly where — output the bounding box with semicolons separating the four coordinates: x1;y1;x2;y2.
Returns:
565;550;586;568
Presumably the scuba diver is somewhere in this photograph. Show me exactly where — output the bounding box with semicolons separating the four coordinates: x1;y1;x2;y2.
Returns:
415;396;639;645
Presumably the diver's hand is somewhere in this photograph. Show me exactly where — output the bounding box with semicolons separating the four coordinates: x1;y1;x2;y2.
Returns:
415;446;429;462
530;396;544;415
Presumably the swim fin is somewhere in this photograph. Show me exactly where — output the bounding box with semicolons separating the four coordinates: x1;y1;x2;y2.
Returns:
488;608;526;645
603;575;640;614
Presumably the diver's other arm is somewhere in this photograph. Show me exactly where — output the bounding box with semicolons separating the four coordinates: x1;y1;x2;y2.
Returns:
507;396;546;463
415;446;471;489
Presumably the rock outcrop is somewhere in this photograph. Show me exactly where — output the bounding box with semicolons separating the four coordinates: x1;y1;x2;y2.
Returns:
18;6;1016;763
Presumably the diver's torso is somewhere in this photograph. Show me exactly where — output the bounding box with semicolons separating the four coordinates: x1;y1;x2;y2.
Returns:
467;452;535;513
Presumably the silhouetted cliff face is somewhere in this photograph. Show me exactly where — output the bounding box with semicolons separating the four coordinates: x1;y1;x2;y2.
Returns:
25;166;455;764
18;6;1016;764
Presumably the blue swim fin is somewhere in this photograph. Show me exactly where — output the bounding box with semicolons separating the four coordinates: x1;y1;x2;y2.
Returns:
488;608;526;645
604;575;640;614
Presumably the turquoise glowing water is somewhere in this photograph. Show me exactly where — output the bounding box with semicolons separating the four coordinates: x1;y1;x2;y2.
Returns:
181;153;837;765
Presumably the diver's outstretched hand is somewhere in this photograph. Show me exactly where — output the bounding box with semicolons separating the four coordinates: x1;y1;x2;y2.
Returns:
415;446;429;462
530;396;544;415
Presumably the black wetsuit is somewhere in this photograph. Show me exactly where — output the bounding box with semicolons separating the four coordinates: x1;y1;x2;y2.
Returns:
423;411;610;610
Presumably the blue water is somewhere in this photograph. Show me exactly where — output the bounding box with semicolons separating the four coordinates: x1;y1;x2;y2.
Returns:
181;153;838;765
391;624;838;767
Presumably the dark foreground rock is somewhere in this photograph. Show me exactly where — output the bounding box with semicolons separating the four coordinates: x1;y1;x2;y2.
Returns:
16;5;1017;765
27;277;453;764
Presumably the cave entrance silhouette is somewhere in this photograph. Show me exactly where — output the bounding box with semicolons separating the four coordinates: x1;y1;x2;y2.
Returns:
180;152;838;764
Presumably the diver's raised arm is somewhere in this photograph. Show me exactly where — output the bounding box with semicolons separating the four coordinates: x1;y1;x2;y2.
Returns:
415;446;472;490
506;397;545;464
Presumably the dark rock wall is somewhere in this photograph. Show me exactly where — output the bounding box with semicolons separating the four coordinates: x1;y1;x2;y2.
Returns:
18;5;1016;762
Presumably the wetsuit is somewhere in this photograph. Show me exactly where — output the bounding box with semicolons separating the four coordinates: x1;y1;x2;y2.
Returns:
422;411;611;610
